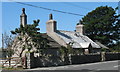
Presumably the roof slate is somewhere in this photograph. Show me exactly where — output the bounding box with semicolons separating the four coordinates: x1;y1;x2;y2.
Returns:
56;30;101;48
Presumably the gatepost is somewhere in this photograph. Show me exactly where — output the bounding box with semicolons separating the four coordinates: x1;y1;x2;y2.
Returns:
25;53;31;69
101;52;105;61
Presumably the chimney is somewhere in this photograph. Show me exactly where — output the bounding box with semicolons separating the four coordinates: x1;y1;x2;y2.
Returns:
20;8;27;27
46;14;57;33
76;20;84;35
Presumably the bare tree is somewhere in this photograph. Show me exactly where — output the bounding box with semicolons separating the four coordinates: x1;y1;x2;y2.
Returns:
3;32;14;67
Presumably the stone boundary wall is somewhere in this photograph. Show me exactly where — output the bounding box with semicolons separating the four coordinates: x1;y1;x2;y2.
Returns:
27;52;120;68
105;52;120;61
71;54;101;64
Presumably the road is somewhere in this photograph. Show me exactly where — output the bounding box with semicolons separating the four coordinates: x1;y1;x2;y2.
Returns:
2;60;120;72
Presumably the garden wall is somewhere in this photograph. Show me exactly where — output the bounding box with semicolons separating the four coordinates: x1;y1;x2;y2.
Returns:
26;52;120;68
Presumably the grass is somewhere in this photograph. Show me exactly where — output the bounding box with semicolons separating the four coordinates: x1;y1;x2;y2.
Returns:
1;66;24;70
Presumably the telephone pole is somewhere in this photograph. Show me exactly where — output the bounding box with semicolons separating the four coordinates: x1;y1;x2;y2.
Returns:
2;33;4;60
2;33;4;50
1;33;4;68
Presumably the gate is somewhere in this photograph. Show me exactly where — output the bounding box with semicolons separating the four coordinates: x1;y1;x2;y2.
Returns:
0;57;27;69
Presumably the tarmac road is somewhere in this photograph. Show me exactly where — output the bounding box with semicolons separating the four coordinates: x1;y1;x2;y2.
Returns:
1;60;120;72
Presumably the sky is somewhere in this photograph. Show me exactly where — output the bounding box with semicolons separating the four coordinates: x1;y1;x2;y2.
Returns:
1;1;119;48
1;0;120;2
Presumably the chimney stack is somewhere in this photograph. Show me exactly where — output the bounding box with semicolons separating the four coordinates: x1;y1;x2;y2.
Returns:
20;8;27;27
76;20;84;35
46;14;57;34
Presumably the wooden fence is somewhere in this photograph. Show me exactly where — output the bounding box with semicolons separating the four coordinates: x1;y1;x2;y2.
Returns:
0;57;27;68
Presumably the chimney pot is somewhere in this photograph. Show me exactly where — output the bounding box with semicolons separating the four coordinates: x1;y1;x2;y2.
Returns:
49;14;53;20
76;20;84;35
20;8;27;27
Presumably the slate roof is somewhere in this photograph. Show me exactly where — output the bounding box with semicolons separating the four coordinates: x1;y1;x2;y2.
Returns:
41;33;61;48
56;30;101;48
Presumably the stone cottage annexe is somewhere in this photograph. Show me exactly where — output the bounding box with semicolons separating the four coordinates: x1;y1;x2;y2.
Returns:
46;14;101;53
13;8;103;57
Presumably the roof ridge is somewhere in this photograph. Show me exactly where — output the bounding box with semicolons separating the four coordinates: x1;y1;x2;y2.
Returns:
58;30;75;33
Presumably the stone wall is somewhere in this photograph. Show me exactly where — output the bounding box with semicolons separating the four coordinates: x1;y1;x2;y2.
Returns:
71;54;101;64
26;52;120;68
105;52;120;61
26;53;64;68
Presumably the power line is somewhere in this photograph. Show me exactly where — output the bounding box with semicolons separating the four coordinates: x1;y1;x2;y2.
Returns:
9;0;84;16
62;2;91;10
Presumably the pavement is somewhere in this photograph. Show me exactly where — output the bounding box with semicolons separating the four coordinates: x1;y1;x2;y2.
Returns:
1;60;120;72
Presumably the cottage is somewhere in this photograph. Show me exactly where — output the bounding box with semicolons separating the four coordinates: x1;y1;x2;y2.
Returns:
45;13;102;54
12;8;109;58
20;8;105;54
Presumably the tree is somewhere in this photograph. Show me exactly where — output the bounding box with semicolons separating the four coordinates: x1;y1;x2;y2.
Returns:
111;42;120;52
11;20;49;57
80;6;120;47
3;33;14;57
3;33;14;67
